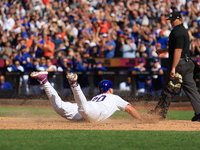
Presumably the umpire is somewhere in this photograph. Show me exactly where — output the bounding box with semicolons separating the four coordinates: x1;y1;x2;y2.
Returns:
150;12;200;121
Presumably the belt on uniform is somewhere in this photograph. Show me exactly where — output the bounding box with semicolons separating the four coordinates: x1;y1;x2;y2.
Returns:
180;57;190;62
180;57;189;60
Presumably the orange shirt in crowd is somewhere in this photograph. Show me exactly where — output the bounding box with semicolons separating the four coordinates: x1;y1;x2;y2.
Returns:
42;0;50;5
26;35;35;48
43;36;55;58
98;20;110;34
58;32;66;41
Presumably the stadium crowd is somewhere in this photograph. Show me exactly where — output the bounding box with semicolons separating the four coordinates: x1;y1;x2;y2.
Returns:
0;0;199;95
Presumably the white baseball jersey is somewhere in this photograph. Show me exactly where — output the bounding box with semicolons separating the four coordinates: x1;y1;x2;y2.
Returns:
86;93;130;122
43;82;130;122
71;85;130;122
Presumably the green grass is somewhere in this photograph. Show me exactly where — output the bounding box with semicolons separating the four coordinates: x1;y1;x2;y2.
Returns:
1;130;200;150
0;106;195;120
167;110;194;120
0;106;58;118
0;106;199;150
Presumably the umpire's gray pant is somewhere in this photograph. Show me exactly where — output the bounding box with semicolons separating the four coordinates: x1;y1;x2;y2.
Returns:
155;59;200;117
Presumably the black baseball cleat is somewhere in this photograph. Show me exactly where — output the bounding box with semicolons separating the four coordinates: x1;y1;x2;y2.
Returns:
191;114;200;121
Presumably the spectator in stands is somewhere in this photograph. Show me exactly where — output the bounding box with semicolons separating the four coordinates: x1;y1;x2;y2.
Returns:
0;37;5;56
14;45;32;64
98;18;110;34
145;76;153;94
129;59;147;96
15;38;27;51
2;12;15;32
156;43;169;58
89;42;100;58
26;34;35;49
102;34;116;58
82;40;92;58
57;57;73;72
136;41;148;58
43;36;55;59
114;34;123;57
7;60;24;72
36;17;46;30
156;30;168;49
93;61;107;94
16;4;26;17
75;59;91;95
45;58;57;88
191;38;200;57
66;21;79;45
119;76;132;91
72;52;86;71
121;36;137;58
57;52;74;95
29;59;44;95
151;58;167;96
145;34;157;58
60;63;74;95
0;74;13;89
35;57;48;71
147;44;158;58
14;45;33;94
71;52;91;95
34;33;45;58
52;33;64;58
46;59;57;72
6;59;26;94
0;0;199;96
0;41;12;60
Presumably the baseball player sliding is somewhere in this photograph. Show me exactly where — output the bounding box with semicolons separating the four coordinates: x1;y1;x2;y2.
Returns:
30;71;142;122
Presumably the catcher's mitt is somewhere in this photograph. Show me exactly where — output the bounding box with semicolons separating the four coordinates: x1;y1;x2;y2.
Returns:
168;72;183;90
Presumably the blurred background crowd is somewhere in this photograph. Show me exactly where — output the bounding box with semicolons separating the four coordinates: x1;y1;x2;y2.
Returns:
0;0;199;96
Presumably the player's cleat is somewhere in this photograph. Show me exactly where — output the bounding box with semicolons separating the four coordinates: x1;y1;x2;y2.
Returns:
66;72;78;87
30;71;48;85
191;113;200;121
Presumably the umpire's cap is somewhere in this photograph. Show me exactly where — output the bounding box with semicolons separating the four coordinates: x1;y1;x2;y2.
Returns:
167;12;182;21
98;80;114;93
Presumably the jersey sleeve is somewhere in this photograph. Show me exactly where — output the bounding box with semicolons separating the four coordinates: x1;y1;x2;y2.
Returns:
173;30;184;49
115;96;130;111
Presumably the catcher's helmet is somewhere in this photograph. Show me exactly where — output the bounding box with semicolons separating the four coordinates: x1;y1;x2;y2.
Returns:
98;80;114;93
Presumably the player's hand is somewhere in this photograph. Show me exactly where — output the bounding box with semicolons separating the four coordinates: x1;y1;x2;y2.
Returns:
170;68;176;78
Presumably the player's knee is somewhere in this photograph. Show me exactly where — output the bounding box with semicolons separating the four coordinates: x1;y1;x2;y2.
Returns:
54;106;66;116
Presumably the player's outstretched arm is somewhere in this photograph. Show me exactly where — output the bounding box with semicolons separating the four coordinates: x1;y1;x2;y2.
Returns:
125;104;142;120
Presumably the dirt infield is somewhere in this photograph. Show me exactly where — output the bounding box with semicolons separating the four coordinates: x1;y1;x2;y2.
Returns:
1;101;200;131
1;117;200;131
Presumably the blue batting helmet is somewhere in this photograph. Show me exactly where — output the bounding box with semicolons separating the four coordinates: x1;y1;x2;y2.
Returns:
98;80;114;93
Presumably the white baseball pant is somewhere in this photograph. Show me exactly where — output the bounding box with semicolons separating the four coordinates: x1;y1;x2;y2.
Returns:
43;82;82;120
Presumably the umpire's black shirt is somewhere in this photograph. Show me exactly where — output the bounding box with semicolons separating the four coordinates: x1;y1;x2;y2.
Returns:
168;23;190;64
